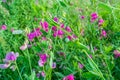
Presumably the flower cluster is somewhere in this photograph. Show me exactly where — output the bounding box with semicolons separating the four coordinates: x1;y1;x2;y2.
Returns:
27;28;42;41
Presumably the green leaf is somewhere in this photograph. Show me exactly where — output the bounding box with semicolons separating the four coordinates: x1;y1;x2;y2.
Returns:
54;72;64;78
59;1;67;7
29;71;36;80
82;72;96;78
98;2;112;15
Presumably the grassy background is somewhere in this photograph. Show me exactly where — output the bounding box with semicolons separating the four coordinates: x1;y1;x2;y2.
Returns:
0;0;120;80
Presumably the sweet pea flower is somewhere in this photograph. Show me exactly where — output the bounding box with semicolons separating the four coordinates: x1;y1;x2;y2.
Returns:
101;30;107;37
41;71;45;77
98;19;104;26
67;35;72;40
0;52;19;69
53;17;59;22
57;30;64;35
27;28;42;41
81;16;85;19
63;74;74;80
38;54;47;67
40;21;49;32
53;31;58;37
91;12;98;22
65;26;72;32
1;25;7;30
27;32;36;41
113;50;120;58
60;23;64;28
20;44;27;50
5;52;19;61
52;26;57;31
78;63;84;69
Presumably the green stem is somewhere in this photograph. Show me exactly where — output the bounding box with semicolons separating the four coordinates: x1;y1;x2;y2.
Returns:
15;61;23;80
27;50;32;73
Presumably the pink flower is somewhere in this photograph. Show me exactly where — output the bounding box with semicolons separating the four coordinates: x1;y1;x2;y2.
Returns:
91;12;98;22
60;23;64;28
113;50;120;58
38;54;47;67
57;30;64;35
98;19;104;26
101;30;107;37
81;16;85;19
20;44;27;50
53;31;58;37
78;63;84;69
63;74;74;80
41;71;45;77
65;26;72;32
52;26;57;31
1;25;7;30
53;17;59;22
67;35;72;40
40;21;49;32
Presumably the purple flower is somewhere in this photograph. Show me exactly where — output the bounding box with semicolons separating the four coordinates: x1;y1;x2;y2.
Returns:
5;52;19;61
65;26;72;32
27;32;36;41
0;52;19;69
52;26;57;31
52;62;56;69
91;12;98;22
1;25;7;30
63;74;74;80
53;17;59;22
40;21;49;32
38;54;47;67
78;63;84;69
